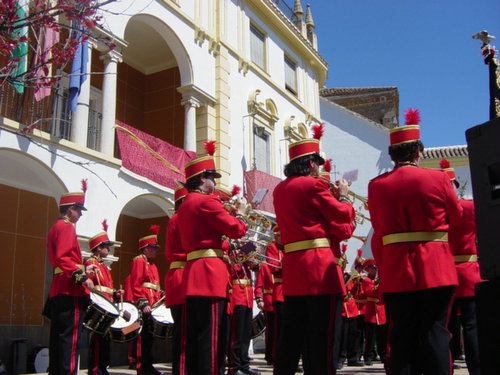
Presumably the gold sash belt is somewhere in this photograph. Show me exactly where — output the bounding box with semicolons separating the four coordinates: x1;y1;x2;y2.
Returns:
143;282;161;291
382;231;448;246
94;285;114;294
263;289;273;294
367;297;379;303
355;299;367;304
54;264;84;275
232;279;251;286
273;277;283;284
454;254;478;263
169;261;186;269
187;249;224;261
284;238;330;253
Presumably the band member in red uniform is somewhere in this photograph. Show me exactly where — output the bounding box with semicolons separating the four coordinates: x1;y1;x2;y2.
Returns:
362;259;387;367
254;247;276;366
164;184;188;375
85;220;122;375
344;252;366;367
46;180;95;375
368;109;462;375
227;254;260;375
273;125;356;375
441;159;481;375
177;140;247;375
130;226;163;375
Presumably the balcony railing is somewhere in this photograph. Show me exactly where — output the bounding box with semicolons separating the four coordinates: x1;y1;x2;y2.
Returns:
0;85;102;151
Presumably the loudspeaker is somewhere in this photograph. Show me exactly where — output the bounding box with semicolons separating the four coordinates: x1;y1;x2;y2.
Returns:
466;117;500;280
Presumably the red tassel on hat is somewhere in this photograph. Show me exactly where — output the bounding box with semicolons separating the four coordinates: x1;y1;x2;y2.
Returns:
149;224;160;235
404;108;421;125
439;158;451;169
323;159;332;173
102;219;108;232
203;140;216;156
231;185;241;197
341;243;347;253
357;249;363;258
81;178;88;193
311;123;324;140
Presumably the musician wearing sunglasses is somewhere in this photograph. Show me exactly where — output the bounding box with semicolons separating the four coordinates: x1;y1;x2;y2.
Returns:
85;221;122;375
368;109;462;375
273;124;356;375
45;181;96;375
177;140;248;375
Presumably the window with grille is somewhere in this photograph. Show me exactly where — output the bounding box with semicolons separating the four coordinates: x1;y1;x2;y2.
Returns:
253;124;270;173
284;55;297;95
250;23;266;69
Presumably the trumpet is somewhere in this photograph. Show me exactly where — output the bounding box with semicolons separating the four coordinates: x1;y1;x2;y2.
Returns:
348;191;369;210
234;250;282;269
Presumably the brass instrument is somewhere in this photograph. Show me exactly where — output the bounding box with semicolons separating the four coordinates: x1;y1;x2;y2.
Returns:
347;191;369;210
352;234;368;243
233;247;282;269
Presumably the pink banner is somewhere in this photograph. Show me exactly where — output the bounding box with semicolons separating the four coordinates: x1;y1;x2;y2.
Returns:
115;121;195;189
244;169;282;214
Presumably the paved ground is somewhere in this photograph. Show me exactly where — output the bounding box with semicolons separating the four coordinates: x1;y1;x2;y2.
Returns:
35;354;470;374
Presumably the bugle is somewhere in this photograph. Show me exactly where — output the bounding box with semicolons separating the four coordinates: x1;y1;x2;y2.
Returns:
233;248;282;269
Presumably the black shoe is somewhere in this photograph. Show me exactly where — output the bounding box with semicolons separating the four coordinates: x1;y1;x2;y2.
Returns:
336;362;344;370
364;360;373;366
347;360;365;367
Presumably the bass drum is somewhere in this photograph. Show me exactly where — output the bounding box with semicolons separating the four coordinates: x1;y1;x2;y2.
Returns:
251;311;266;339
110;302;142;342
150;304;174;339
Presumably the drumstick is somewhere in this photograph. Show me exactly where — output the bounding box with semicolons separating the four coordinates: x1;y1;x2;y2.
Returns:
118;283;132;322
119;283;123;311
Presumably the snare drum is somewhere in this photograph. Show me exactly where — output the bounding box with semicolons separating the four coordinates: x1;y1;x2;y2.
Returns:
150;304;174;339
251;311;266;339
110;302;142;342
83;291;119;335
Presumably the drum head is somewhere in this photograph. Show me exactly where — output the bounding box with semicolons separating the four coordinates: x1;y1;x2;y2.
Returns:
151;304;174;324
33;347;49;373
90;291;119;315
111;302;140;329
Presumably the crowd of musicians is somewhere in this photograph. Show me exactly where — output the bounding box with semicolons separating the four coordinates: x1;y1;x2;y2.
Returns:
45;109;481;375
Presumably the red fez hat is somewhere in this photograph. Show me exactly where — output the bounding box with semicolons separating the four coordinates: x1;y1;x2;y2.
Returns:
439;159;459;187
139;225;160;249
59;179;88;210
389;108;421;146
89;220;114;251
184;140;222;180
354;249;365;267
174;184;188;203
288;123;325;164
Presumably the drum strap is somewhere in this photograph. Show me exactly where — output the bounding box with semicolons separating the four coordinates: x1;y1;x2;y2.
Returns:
143;282;161;291
454;254;478;263
284;238;330;253
54;264;84;275
169;261;186;269
187;248;224;261
94;285;114;294
382;231;448;246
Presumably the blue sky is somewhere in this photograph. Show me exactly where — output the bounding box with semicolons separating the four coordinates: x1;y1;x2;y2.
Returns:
306;0;500;147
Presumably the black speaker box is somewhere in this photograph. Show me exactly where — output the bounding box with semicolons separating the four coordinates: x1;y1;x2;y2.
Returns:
465;117;500;280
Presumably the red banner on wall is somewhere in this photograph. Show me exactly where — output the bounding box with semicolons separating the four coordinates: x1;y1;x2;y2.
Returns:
244;169;282;214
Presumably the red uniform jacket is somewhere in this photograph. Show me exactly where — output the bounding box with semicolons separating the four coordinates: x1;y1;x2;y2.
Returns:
449;199;482;298
254;263;274;312
130;254;161;306
368;166;462;293
85;255;115;300
177;191;247;298
164;213;186;307
363;278;386;325
229;263;254;309
47;218;89;298
123;275;133;302
343;278;360;318
266;243;284;303
273;176;355;296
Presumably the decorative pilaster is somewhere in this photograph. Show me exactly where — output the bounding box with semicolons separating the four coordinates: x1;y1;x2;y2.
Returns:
181;97;200;152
